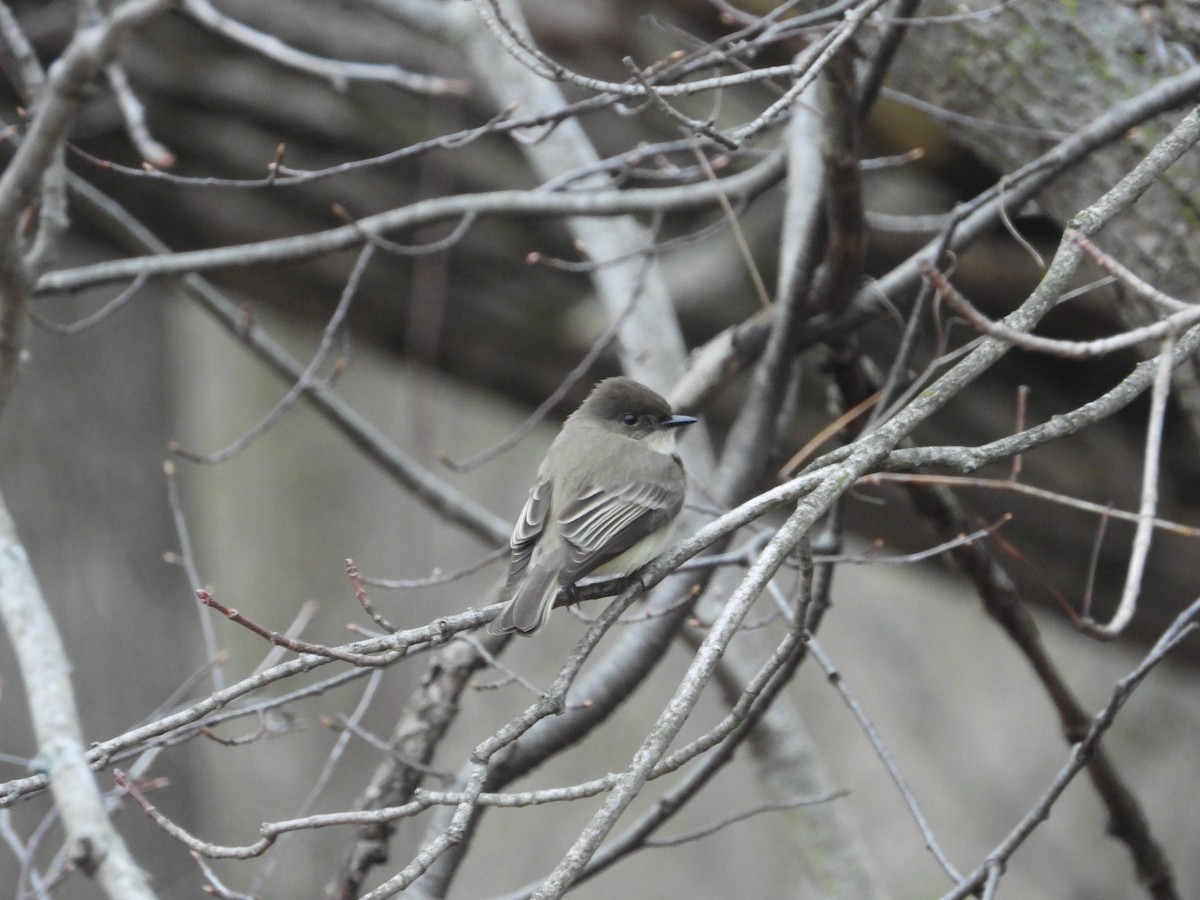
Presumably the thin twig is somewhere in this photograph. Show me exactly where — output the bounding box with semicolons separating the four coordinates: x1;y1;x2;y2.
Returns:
860;473;1200;538
38;146;787;293
28;272;148;334
60;171;513;547
347;559;397;633
1078;335;1174;639
181;0;468;95
1066;228;1193;313
438;284;642;472
358;547;507;590
196;590;398;668
808;639;964;883
104;62;174;168
941;597;1200;899
164;459;225;690
644;792;847;847
921;261;1200;359
169;244;374;464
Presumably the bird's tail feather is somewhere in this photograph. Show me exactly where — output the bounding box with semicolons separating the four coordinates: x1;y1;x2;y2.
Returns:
489;566;560;635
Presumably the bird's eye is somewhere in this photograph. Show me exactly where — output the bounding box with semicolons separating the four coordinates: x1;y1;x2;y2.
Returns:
621;412;638;426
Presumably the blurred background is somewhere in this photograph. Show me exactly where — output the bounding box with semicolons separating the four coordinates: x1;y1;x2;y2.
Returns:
1;1;1198;897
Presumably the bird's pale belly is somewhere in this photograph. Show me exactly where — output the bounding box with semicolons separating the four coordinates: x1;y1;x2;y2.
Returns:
589;521;677;578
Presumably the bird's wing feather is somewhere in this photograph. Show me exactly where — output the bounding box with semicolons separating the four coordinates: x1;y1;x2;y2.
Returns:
558;478;682;583
505;478;552;589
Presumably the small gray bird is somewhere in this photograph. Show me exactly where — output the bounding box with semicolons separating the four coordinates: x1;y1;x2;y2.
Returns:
489;377;696;636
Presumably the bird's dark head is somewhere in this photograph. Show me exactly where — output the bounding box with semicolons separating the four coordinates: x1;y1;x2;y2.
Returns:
574;377;697;444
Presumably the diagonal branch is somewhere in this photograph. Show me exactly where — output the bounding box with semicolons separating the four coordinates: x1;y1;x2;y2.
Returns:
0;496;156;899
62;173;511;546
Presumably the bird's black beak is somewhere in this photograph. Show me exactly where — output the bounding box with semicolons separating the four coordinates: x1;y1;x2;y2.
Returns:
662;414;698;429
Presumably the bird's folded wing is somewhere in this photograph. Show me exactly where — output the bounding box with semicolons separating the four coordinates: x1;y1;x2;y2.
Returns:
506;479;552;588
558;481;681;582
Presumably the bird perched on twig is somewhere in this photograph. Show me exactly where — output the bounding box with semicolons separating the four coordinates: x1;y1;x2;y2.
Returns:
489;377;696;636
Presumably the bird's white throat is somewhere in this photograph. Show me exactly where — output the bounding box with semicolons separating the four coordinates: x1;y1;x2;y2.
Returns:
644;428;680;455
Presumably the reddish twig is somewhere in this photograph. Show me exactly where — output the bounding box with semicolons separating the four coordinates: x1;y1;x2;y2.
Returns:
196;590;397;668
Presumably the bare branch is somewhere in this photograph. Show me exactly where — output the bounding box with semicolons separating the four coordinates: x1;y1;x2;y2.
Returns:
181;0;468;95
861;473;1200;539
104;62;174;168
170;244;373;464
533;492;834;895
61;172;512;546
0;0;171;410
1077;336;1174;639
921;261;1200;359
882;321;1200;476
809;639;963;883
0;497;156;898
806;76;1200;349
36;149;785;294
942;596;1200;900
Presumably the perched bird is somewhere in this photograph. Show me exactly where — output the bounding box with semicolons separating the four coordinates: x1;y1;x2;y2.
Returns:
489;377;696;635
